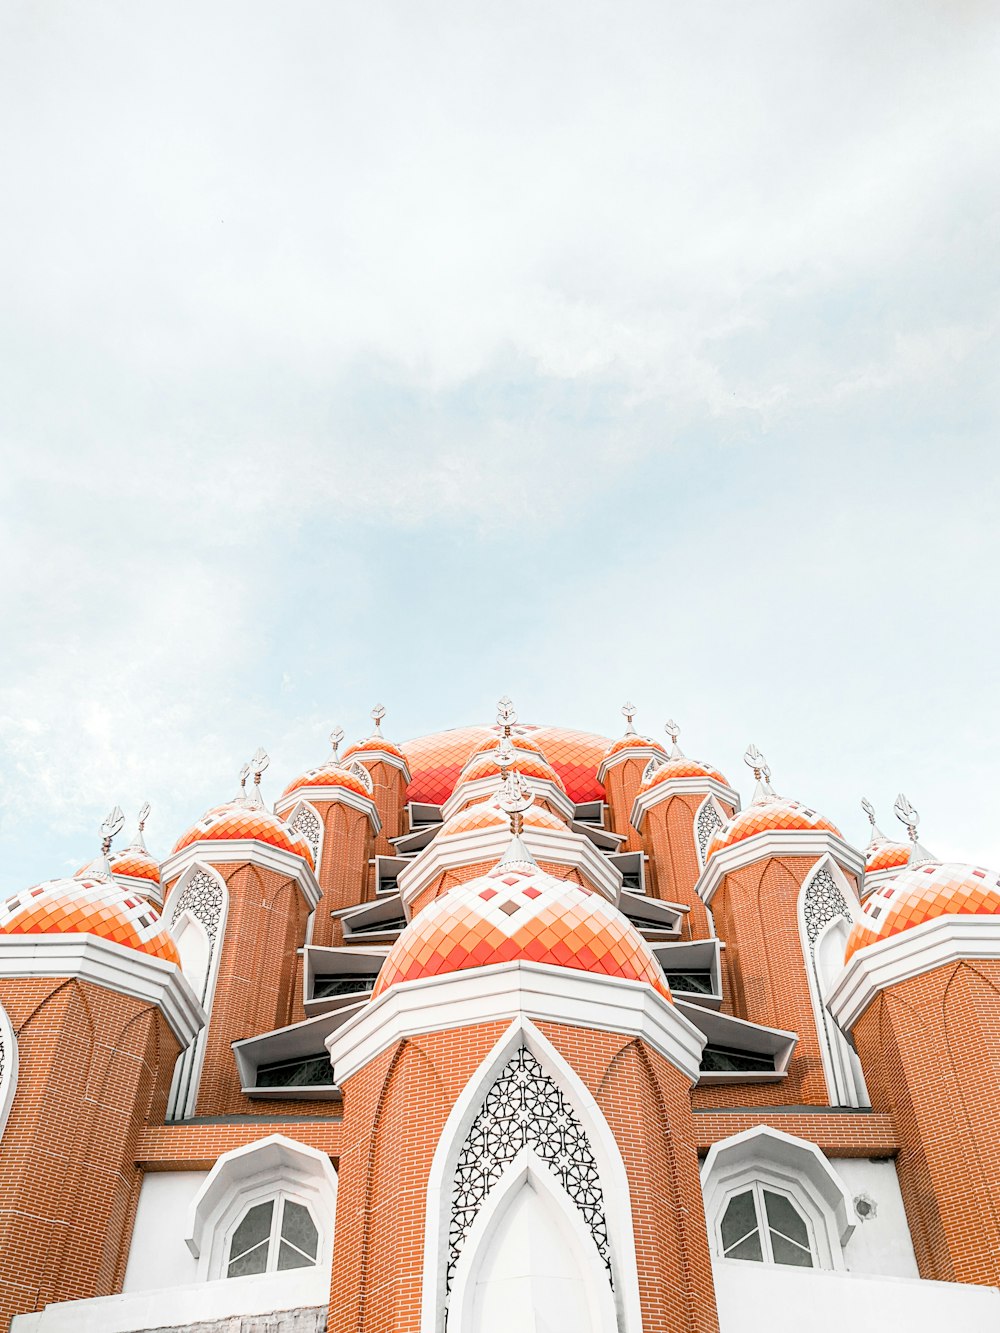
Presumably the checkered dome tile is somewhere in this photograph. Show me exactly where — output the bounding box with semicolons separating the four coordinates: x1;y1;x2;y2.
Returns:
172;803;315;868
441;799;566;837
604;734;668;760
402;725;610;805
846;861;1000;961
109;849;161;885
372;858;671;1000
0;874;179;963
460;752;567;793
705;799;841;862
865;841;911;874
642;757;729;791
281;763;374;802
343;736;407;761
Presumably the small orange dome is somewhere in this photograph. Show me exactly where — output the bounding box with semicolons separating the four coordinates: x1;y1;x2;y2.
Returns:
343;736;407;763
372;854;671;1000
281;763;373;803
172;803;315;868
640;757;730;792
439;798;567;837
459;751;567;794
109;846;161;890
604;734;668;761
865;840;911;875
846;861;1000;961
0;873;179;963
706;799;841;862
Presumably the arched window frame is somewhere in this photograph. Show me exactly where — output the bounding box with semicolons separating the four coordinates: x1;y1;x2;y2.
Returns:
701;1125;854;1272
419;1016;644;1333
717;1177;818;1266
165;861;229;1120
797;855;869;1108
695;795;728;869
0;999;18;1142
288;799;324;876
186;1133;337;1282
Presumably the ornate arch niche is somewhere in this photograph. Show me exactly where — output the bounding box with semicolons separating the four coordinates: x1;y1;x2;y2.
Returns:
0;999;18;1142
695;795;728;868
165;861;229;1120
420;1018;643;1333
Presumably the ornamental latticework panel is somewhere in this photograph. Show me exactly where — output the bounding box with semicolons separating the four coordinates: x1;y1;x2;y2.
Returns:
447;1046;611;1294
696;798;724;866
289;804;322;865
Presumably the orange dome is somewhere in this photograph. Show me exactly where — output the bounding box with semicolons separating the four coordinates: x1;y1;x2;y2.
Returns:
109;847;161;889
459;751;567;794
439;798;567;837
343;736;407;763
470;733;546;757
640;757;730;791
372;853;671;1000
846;861;1000;961
604;734;668;760
172;803;315;868
706;799;841;862
402;725;610;805
281;763;373;802
0;873;179;963
865;841;911;875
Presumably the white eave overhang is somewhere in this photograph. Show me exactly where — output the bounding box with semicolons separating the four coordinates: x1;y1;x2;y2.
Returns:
161;840;322;910
273;785;381;832
694;830;865;906
233;1007;359;1100
441;776;575;824
596;744;667;785
630;777;741;833
674;999;797;1084
343;747;412;783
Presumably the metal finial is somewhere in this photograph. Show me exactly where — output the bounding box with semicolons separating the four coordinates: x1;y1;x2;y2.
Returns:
621;701;637;735
496;696;518;734
330;726;345;762
861;797;886;843
496;768;535;837
894;793;920;842
664;718;683;757
244;748;269;809
492;734;515;773
744;744;775;802
138;801;150;832
130;802;151;852
370;704;386;734
744;744;766;779
100;805;126;855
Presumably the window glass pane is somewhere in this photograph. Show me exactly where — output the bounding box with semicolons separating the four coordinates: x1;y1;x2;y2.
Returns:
769;1231;813;1268
721;1191;759;1253
763;1191;810;1248
726;1231;764;1262
277;1239;315;1271
228;1242;270;1278
280;1201;319;1261
228;1200;274;1269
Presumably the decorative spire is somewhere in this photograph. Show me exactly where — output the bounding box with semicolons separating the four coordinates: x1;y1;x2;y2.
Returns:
496;767;537;866
235;761;251;806
744;744;776;803
129;801;151;852
894;793;936;866
860;797;887;846
621;701;637;736
329;726;345;763
81;805;125;878
370;704;386;737
664;718;683;759
496;695;517;737
246;747;269;810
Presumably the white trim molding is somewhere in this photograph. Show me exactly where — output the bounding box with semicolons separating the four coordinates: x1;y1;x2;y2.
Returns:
161;840;322;911
397;822;622;914
326;960;706;1086
701;1125;855;1270
826;914;1000;1034
695;831;865;906
420;1017;644;1333
0;935;205;1047
630;777;740;834
441;776;575;825
343;747;412;783
273;785;382;833
0;998;18;1143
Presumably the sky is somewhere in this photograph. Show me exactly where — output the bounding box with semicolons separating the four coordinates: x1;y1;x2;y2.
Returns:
1;1;998;890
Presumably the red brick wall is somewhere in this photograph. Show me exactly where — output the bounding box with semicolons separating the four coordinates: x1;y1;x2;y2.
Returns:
602;758;648;852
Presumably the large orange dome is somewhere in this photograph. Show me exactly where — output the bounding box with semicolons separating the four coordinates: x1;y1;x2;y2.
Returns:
402;725;610;805
846;861;1000;961
372;851;671;1000
173;803;315;868
0;872;179;963
706;798;841;862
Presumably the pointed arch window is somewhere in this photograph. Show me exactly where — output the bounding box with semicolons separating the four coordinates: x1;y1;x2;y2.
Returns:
226;1193;319;1277
720;1182;814;1267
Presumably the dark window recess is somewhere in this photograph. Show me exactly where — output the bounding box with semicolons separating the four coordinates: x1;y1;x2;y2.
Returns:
663;969;714;995
621;874;643;893
354;917;407;933
627;915;675;932
379;879;399;894
256;1054;337;1088
313;975;378;999
700;1045;775;1074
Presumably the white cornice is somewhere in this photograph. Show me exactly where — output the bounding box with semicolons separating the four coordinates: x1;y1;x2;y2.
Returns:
0;935;206;1046
826;915;1000;1033
441;777;575;823
160;840;322;910
694;830;865;905
397;823;622;913
343;747;412;784
325;960;706;1085
596;744;666;785
630;777;740;832
273;785;381;831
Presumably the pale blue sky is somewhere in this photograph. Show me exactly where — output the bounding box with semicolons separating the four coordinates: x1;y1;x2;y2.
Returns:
1;1;998;890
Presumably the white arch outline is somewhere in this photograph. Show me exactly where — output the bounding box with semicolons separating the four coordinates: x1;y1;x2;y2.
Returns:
448;1146;618;1333
419;1016;644;1333
0;998;18;1142
288;798;325;875
165;860;229;1120
694;795;728;869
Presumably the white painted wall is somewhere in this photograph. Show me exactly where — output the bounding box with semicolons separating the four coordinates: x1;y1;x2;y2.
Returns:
121;1170;207;1292
713;1259;1000;1333
835;1157;919;1278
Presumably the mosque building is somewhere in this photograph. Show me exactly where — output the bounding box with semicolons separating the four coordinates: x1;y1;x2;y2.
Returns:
0;700;999;1333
